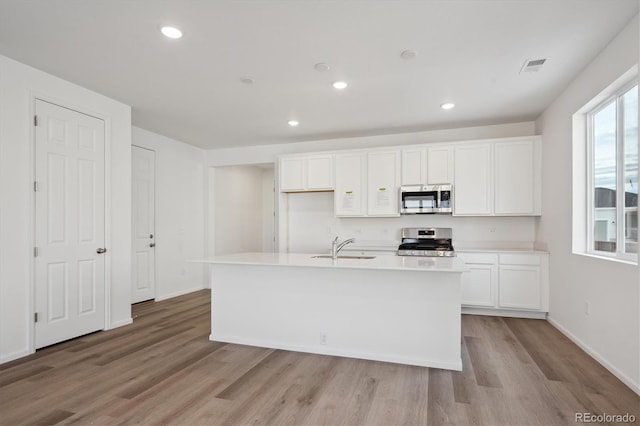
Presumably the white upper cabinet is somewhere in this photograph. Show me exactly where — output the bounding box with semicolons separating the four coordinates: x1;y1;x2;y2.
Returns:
453;137;541;216
279;154;334;192
367;150;401;216
280;136;541;216
307;155;334;190
427;145;453;184
401;145;453;185
279;157;306;191
494;139;541;215
334;149;400;217
401;148;426;185
334;152;366;216
454;143;493;215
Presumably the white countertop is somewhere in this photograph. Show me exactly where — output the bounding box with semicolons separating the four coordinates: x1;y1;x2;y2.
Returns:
192;252;468;273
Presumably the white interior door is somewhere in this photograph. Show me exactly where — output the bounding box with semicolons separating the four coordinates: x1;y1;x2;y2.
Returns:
131;146;156;303
34;99;106;349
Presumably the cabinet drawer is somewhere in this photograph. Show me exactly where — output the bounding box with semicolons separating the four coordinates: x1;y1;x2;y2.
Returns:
499;254;541;266
457;252;499;265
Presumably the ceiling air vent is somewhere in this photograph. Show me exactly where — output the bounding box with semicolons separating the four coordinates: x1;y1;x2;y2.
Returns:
520;58;546;74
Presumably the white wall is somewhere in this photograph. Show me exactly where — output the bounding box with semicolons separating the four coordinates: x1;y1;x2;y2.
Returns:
284;192;536;253
535;15;640;393
212;165;274;255
261;167;276;252
206;122;535;167
132;127;206;300
0;54;132;363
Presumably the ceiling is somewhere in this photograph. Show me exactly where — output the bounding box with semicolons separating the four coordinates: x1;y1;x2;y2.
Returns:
0;1;637;150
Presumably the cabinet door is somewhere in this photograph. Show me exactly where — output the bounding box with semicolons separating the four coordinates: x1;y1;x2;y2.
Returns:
453;144;492;215
279;157;306;191
368;150;400;216
307;155;334;190
335;153;366;216
494;140;537;215
461;265;497;307
498;266;541;310
427;146;453;184
401;148;426;185
458;253;498;307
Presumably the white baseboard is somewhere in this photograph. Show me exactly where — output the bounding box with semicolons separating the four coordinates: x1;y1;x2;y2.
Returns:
209;334;463;371
462;307;547;319
547;315;640;396
0;348;32;365
156;286;204;301
108;317;133;329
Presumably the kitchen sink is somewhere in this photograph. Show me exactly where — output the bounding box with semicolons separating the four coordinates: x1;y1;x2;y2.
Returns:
311;255;376;259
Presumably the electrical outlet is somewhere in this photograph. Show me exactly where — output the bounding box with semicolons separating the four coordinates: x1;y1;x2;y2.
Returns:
320;332;328;345
585;301;590;316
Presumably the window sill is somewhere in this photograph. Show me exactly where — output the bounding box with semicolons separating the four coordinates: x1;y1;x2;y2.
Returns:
573;251;638;266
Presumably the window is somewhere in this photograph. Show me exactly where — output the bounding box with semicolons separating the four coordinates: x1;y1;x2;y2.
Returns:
588;82;638;260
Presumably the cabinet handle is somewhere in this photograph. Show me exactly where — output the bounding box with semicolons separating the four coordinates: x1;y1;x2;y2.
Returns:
96;248;107;254
150;243;156;248
345;191;353;194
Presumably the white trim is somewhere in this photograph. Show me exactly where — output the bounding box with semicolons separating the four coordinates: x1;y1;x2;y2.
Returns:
0;349;32;365
547;315;640;396
580;72;638;263
155;286;204;301
108;317;133;329
575;251;638;265
209;334;463;371
462;307;547;319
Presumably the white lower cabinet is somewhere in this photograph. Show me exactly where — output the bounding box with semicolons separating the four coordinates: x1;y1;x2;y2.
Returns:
458;251;548;318
458;253;497;307
498;265;541;310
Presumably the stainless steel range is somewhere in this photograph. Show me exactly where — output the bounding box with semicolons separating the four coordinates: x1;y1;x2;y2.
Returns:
397;227;455;257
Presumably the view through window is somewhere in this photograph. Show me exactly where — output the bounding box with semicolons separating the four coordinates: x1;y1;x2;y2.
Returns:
591;83;638;258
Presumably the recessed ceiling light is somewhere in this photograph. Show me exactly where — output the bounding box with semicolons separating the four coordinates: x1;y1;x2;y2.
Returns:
314;63;330;72
441;102;455;110
288;120;299;127
400;50;418;60
240;76;255;85
160;26;183;39
332;81;348;90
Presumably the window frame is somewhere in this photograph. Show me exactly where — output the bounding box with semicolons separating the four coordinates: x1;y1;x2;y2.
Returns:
585;80;638;262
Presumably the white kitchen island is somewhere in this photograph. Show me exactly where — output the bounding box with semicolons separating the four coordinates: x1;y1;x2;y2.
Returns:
196;252;467;371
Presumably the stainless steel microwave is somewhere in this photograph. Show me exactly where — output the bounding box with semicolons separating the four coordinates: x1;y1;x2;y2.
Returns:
400;184;453;214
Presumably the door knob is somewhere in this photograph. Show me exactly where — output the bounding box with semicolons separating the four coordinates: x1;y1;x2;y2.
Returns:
149;243;156;248
96;248;107;254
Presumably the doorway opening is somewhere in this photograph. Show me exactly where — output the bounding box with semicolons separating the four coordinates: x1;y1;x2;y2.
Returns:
210;164;275;255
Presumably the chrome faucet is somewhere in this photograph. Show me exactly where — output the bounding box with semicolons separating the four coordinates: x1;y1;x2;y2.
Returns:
332;236;356;259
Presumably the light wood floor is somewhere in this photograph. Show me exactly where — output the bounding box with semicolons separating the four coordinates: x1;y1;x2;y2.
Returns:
1;289;638;425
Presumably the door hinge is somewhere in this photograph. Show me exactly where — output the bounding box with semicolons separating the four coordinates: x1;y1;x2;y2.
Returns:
34;312;38;323
34;247;39;257
34;115;38;126
34;181;39;192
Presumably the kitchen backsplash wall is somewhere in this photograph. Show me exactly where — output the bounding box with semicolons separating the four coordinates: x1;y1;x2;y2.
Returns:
285;192;536;253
